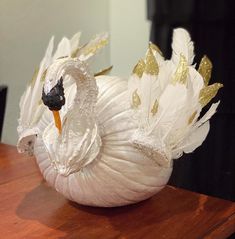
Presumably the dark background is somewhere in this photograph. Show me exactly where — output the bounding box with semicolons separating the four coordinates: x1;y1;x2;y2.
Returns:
147;0;235;202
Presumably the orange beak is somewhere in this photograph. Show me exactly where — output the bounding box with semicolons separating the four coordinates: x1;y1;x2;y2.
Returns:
52;110;62;134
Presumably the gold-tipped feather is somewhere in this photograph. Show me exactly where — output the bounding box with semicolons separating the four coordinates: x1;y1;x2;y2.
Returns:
149;42;163;56
94;66;113;77
40;69;47;82
82;39;108;57
71;43;88;58
71;48;80;58
199;83;223;107
132;89;141;108
30;67;39;87
132;59;145;78
151;99;159;116
198;55;212;86
188;111;197;125
171;54;188;85
144;48;159;75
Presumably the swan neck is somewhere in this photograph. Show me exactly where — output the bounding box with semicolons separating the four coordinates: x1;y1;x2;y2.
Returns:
63;59;98;117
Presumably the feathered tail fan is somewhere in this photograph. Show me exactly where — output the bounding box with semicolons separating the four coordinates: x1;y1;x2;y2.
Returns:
128;28;223;165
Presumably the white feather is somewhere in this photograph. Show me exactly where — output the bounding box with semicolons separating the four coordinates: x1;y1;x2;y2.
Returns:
151;84;188;142
195;101;220;128
26;37;54;123
70;32;81;53
177;121;210;155
53;37;71;60
77;32;108;61
171;28;194;65
139;72;158;126
19;36;54;131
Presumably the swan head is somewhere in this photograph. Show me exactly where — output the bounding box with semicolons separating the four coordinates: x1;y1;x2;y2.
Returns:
41;58;78;133
17;32;107;159
42;76;65;111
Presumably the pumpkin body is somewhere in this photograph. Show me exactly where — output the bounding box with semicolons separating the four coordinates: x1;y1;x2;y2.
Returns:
34;76;172;207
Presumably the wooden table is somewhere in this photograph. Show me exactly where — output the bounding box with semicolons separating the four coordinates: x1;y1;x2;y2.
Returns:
0;143;234;239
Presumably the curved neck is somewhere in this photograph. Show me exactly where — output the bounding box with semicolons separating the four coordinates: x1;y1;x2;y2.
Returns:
61;59;98;117
43;58;101;176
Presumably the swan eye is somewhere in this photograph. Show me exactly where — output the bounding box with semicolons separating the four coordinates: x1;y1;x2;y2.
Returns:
42;77;65;111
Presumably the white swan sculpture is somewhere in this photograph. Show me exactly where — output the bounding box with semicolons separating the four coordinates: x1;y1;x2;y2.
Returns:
17;28;222;207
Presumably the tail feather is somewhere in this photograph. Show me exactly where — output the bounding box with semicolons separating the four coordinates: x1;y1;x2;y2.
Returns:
171;28;194;65
128;28;222;161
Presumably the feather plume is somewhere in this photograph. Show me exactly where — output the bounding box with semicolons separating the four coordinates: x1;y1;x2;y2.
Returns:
77;33;108;61
172;121;210;158
171;28;194;65
70;32;81;57
129;28;221;162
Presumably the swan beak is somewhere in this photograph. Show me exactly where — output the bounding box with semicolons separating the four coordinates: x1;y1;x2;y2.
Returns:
52;110;62;134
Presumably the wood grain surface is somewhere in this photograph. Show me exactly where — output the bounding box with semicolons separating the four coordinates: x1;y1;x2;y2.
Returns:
0;143;234;239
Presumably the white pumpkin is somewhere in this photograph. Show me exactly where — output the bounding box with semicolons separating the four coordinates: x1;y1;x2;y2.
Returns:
17;29;222;207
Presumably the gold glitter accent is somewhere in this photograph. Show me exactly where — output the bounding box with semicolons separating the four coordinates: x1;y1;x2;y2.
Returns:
198;55;212;86
71;48;80;58
149;42;163;56
132;89;141;108
40;69;47;82
83;39;108;56
132;59;145;78
171;54;188;85
144;48;159;75
30;67;39;87
188;111;197;125
94;66;113;77
199;83;223;107
71;43;88;58
151;99;159;116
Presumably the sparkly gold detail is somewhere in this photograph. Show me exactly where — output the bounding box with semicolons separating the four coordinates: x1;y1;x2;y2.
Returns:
40;69;47;82
198;55;212;86
71;48;80;58
171;54;188;85
83;39;108;56
149;42;163;56
151;99;159;116
188;111;197;125
199;83;223;107
144;48;159;75
30;67;39;87
132;59;145;78
94;66;113;77
132;89;141;108
71;43;88;58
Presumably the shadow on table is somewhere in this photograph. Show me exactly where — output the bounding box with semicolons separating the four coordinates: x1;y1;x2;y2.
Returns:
16;181;225;239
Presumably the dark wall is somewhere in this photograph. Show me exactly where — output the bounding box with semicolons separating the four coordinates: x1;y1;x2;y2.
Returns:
0;86;7;141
